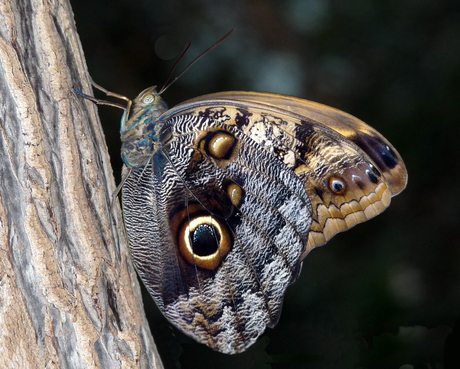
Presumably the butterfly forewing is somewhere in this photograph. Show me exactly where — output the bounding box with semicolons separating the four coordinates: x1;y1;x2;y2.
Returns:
181;91;408;196
164;94;405;255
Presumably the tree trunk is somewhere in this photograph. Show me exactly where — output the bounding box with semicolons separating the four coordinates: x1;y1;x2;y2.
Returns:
0;1;163;368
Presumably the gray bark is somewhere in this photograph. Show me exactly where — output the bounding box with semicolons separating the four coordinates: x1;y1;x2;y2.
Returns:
0;0;163;368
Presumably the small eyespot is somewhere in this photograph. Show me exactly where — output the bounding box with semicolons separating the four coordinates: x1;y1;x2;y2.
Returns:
379;144;398;168
226;183;243;207
366;169;379;184
328;177;346;194
142;94;155;104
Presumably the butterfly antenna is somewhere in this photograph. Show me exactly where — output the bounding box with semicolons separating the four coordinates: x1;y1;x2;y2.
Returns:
160;42;192;92
159;28;235;95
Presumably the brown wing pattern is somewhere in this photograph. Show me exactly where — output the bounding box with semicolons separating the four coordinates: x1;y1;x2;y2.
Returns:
184;91;408;195
166;93;407;257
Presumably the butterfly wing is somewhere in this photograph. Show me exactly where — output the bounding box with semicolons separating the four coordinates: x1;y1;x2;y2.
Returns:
122;114;312;354
181;91;407;196
164;93;407;256
182;91;408;196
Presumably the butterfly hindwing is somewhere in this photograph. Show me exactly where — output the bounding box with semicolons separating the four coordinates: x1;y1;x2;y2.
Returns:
122;114;312;354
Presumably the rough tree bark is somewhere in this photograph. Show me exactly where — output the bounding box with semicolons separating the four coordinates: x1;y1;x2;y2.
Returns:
0;1;163;368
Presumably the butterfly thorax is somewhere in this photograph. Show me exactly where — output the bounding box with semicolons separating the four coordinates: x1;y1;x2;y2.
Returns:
120;86;168;167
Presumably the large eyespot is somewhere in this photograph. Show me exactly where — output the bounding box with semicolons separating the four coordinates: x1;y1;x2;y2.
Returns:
178;215;232;270
328;177;346;195
142;93;155;104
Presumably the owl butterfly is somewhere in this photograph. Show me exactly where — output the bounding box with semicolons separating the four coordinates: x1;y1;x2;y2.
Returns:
78;81;406;354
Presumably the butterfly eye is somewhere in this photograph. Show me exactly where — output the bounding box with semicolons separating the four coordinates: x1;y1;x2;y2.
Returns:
142;94;155;104
328;177;346;194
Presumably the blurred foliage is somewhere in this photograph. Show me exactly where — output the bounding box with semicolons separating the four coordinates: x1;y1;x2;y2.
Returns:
72;0;460;368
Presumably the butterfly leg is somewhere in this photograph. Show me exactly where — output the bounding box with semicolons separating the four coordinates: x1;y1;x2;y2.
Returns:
111;166;133;212
90;76;131;104
73;84;128;111
88;78;136;135
78;77;134;134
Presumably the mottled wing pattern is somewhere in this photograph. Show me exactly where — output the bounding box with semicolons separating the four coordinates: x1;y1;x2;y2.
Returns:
192;91;407;195
122;114;312;354
165;93;407;257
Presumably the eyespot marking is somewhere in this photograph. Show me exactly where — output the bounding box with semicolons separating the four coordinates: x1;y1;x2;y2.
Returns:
328;177;346;195
366;169;379;184
379;144;398;169
369;163;381;177
207;132;236;159
178;215;232;270
227;183;243;207
192;223;220;256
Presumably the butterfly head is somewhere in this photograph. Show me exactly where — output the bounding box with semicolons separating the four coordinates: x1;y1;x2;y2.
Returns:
130;86;168;116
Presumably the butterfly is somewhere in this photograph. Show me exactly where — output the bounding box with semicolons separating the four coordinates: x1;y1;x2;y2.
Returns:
77;83;407;354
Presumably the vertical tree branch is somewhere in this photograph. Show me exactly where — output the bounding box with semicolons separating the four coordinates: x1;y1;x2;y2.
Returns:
0;0;163;367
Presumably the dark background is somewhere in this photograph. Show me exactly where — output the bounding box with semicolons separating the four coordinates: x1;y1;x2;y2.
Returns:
71;1;460;368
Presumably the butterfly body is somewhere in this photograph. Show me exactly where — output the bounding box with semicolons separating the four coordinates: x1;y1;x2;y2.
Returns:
114;87;407;354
